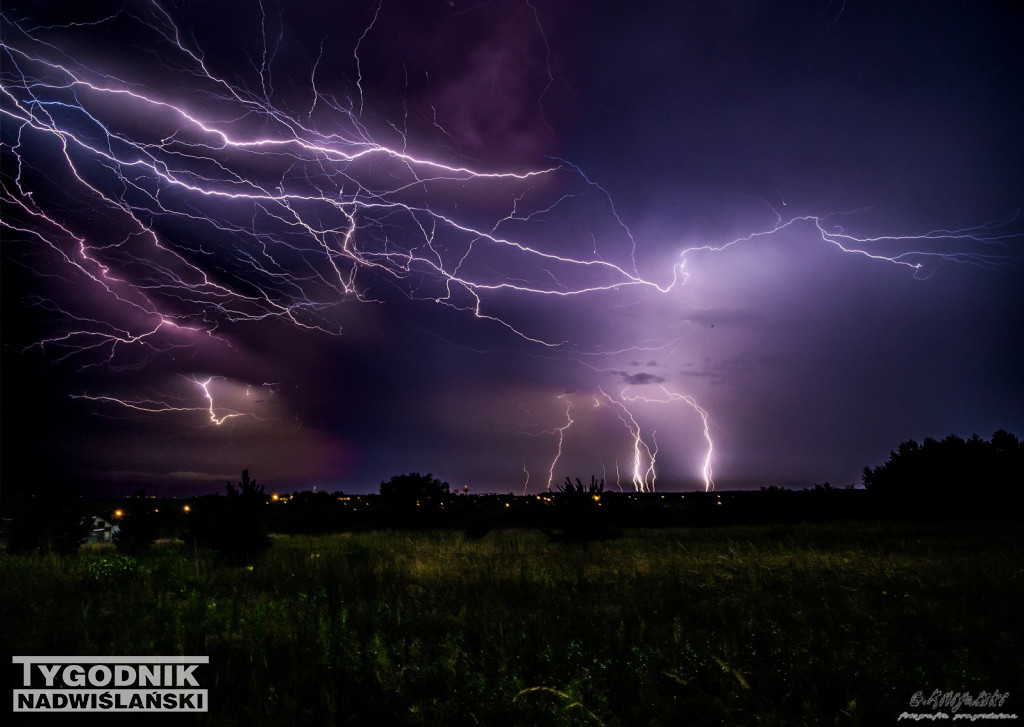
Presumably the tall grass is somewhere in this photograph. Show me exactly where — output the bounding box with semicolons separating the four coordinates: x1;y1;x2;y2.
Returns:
2;522;1021;725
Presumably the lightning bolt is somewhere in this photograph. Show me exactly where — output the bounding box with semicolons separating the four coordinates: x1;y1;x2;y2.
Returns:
597;389;660;492
619;385;715;492
679;209;1021;278
3;4;1020;491
191;376;250;426
71;376;262;426
529;386;712;493
545;394;575;491
0;6;688;359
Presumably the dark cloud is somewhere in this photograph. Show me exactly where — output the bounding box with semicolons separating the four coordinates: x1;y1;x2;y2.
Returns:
611;371;667;386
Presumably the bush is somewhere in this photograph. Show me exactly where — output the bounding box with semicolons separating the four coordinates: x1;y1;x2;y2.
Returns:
542;476;622;544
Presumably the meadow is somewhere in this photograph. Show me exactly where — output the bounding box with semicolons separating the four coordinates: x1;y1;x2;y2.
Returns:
2;521;1022;726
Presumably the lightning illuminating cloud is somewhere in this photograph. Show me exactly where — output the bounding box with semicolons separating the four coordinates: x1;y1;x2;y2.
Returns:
2;3;1019;492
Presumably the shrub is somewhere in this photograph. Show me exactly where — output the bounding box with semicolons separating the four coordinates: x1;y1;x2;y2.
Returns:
543;476;622;544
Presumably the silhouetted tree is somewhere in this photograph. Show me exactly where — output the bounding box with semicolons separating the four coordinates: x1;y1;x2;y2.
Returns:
186;470;272;562
863;431;1023;518
378;472;450;528
224;468;260;498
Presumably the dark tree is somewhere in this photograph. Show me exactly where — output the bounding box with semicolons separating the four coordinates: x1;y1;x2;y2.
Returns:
186;470;272;562
380;471;449;503
863;431;1023;518
378;472;450;528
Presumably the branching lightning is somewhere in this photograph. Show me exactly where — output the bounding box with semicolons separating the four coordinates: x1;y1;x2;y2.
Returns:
529;386;713;492
678;209;1021;277
192;376;250;426
1;6;676;360
619;385;714;492
3;3;1020;491
71;376;263;426
597;388;660;493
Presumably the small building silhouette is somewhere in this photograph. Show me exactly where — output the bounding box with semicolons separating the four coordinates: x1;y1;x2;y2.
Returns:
84;516;119;544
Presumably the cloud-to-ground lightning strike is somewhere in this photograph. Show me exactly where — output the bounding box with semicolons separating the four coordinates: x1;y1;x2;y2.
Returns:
510;393;577;494
619;386;714;492
545;394;575;491
3;3;1020;492
530;387;711;492
597;388;660;493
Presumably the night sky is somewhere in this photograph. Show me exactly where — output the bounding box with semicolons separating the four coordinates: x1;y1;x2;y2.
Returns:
2;1;1022;496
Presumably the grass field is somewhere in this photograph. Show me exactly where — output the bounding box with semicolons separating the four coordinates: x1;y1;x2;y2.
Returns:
2;521;1022;725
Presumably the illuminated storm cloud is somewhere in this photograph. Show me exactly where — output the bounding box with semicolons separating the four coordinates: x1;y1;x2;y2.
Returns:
1;1;1021;494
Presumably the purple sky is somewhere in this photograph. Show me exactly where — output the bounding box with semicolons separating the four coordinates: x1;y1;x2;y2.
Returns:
2;0;1022;496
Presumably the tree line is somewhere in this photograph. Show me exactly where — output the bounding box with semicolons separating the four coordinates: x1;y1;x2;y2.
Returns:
862;429;1022;516
2;430;1020;556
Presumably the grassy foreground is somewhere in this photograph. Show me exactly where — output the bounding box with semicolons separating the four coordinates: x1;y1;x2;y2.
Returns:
2;522;1022;726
